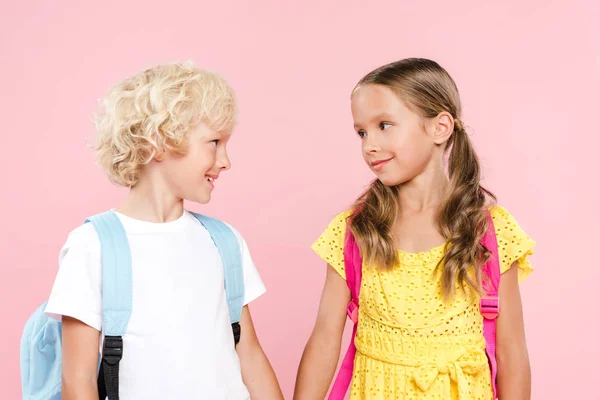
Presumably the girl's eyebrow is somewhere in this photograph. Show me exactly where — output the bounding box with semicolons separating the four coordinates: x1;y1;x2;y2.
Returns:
354;112;395;128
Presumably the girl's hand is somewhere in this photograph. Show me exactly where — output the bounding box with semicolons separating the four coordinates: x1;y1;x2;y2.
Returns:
294;264;350;399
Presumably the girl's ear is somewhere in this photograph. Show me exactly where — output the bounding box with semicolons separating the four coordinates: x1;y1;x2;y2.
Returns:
429;111;454;145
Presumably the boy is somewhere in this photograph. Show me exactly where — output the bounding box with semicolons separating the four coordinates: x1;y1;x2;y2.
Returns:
45;61;283;399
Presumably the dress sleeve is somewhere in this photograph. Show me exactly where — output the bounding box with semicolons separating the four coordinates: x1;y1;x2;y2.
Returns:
490;206;536;282
311;210;352;280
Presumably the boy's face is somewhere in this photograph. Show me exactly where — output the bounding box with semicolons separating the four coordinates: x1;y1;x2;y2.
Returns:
161;122;232;204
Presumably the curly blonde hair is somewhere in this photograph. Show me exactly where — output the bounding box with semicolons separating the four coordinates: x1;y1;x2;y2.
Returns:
93;61;237;187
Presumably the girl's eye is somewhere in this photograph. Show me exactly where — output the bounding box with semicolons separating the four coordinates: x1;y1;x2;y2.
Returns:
380;122;392;130
357;129;366;138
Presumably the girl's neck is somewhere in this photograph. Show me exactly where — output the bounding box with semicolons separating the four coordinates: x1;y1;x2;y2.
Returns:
397;167;449;213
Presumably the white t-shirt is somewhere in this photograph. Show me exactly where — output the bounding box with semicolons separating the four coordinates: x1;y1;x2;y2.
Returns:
45;210;266;399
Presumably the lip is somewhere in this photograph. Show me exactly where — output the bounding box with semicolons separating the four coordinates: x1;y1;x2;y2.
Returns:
370;157;393;171
206;174;218;189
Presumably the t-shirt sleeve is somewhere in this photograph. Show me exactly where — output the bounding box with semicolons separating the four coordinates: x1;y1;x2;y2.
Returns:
44;223;103;331
227;224;266;306
310;210;352;280
490;205;536;282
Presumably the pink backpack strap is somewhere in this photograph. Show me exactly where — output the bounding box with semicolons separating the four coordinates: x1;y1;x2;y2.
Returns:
328;224;362;399
480;213;501;399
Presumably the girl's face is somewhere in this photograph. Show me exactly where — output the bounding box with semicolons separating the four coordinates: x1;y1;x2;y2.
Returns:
351;84;442;187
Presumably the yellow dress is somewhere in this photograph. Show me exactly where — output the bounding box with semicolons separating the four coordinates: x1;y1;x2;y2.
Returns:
312;206;535;400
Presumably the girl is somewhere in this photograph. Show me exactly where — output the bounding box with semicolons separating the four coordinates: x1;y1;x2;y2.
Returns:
294;58;534;399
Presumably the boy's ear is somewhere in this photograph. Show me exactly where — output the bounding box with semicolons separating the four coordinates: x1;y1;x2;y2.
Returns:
153;147;165;162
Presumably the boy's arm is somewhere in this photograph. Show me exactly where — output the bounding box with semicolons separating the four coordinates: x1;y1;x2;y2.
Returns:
61;316;101;400
44;225;103;399
236;305;284;400
496;262;531;399
293;264;350;399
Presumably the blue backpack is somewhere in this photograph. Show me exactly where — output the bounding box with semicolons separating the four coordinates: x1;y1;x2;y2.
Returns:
20;211;245;400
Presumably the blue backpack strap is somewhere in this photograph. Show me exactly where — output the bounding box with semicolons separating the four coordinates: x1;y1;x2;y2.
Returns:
190;212;245;338
85;210;132;400
85;211;133;335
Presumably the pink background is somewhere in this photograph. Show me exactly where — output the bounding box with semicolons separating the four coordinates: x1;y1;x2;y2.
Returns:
1;1;598;398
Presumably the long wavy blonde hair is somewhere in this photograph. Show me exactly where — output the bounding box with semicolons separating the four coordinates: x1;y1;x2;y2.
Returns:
349;58;496;299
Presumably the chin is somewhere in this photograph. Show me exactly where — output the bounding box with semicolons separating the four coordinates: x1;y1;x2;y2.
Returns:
378;176;408;187
376;168;418;187
186;192;211;205
197;194;211;204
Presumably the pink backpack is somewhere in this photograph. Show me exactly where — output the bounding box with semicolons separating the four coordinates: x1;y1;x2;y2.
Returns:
329;213;501;399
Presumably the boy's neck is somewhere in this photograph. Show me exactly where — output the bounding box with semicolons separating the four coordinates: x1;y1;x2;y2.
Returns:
116;179;184;223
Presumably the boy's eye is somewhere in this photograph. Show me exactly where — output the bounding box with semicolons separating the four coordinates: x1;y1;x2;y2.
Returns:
210;140;218;146
357;129;366;138
380;122;392;130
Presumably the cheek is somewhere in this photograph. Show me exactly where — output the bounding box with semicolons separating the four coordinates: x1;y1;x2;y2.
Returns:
361;142;369;159
390;133;432;166
194;146;216;168
171;148;213;178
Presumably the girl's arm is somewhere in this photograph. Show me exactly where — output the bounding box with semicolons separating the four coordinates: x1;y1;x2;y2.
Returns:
294;264;350;399
61;316;101;400
496;262;531;399
236;305;284;400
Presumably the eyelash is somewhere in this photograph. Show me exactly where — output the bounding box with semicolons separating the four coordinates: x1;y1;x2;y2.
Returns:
356;122;392;138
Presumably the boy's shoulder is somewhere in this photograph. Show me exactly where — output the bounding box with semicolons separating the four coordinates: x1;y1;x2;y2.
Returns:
186;211;245;242
59;210;127;259
54;220;102;270
61;220;101;250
